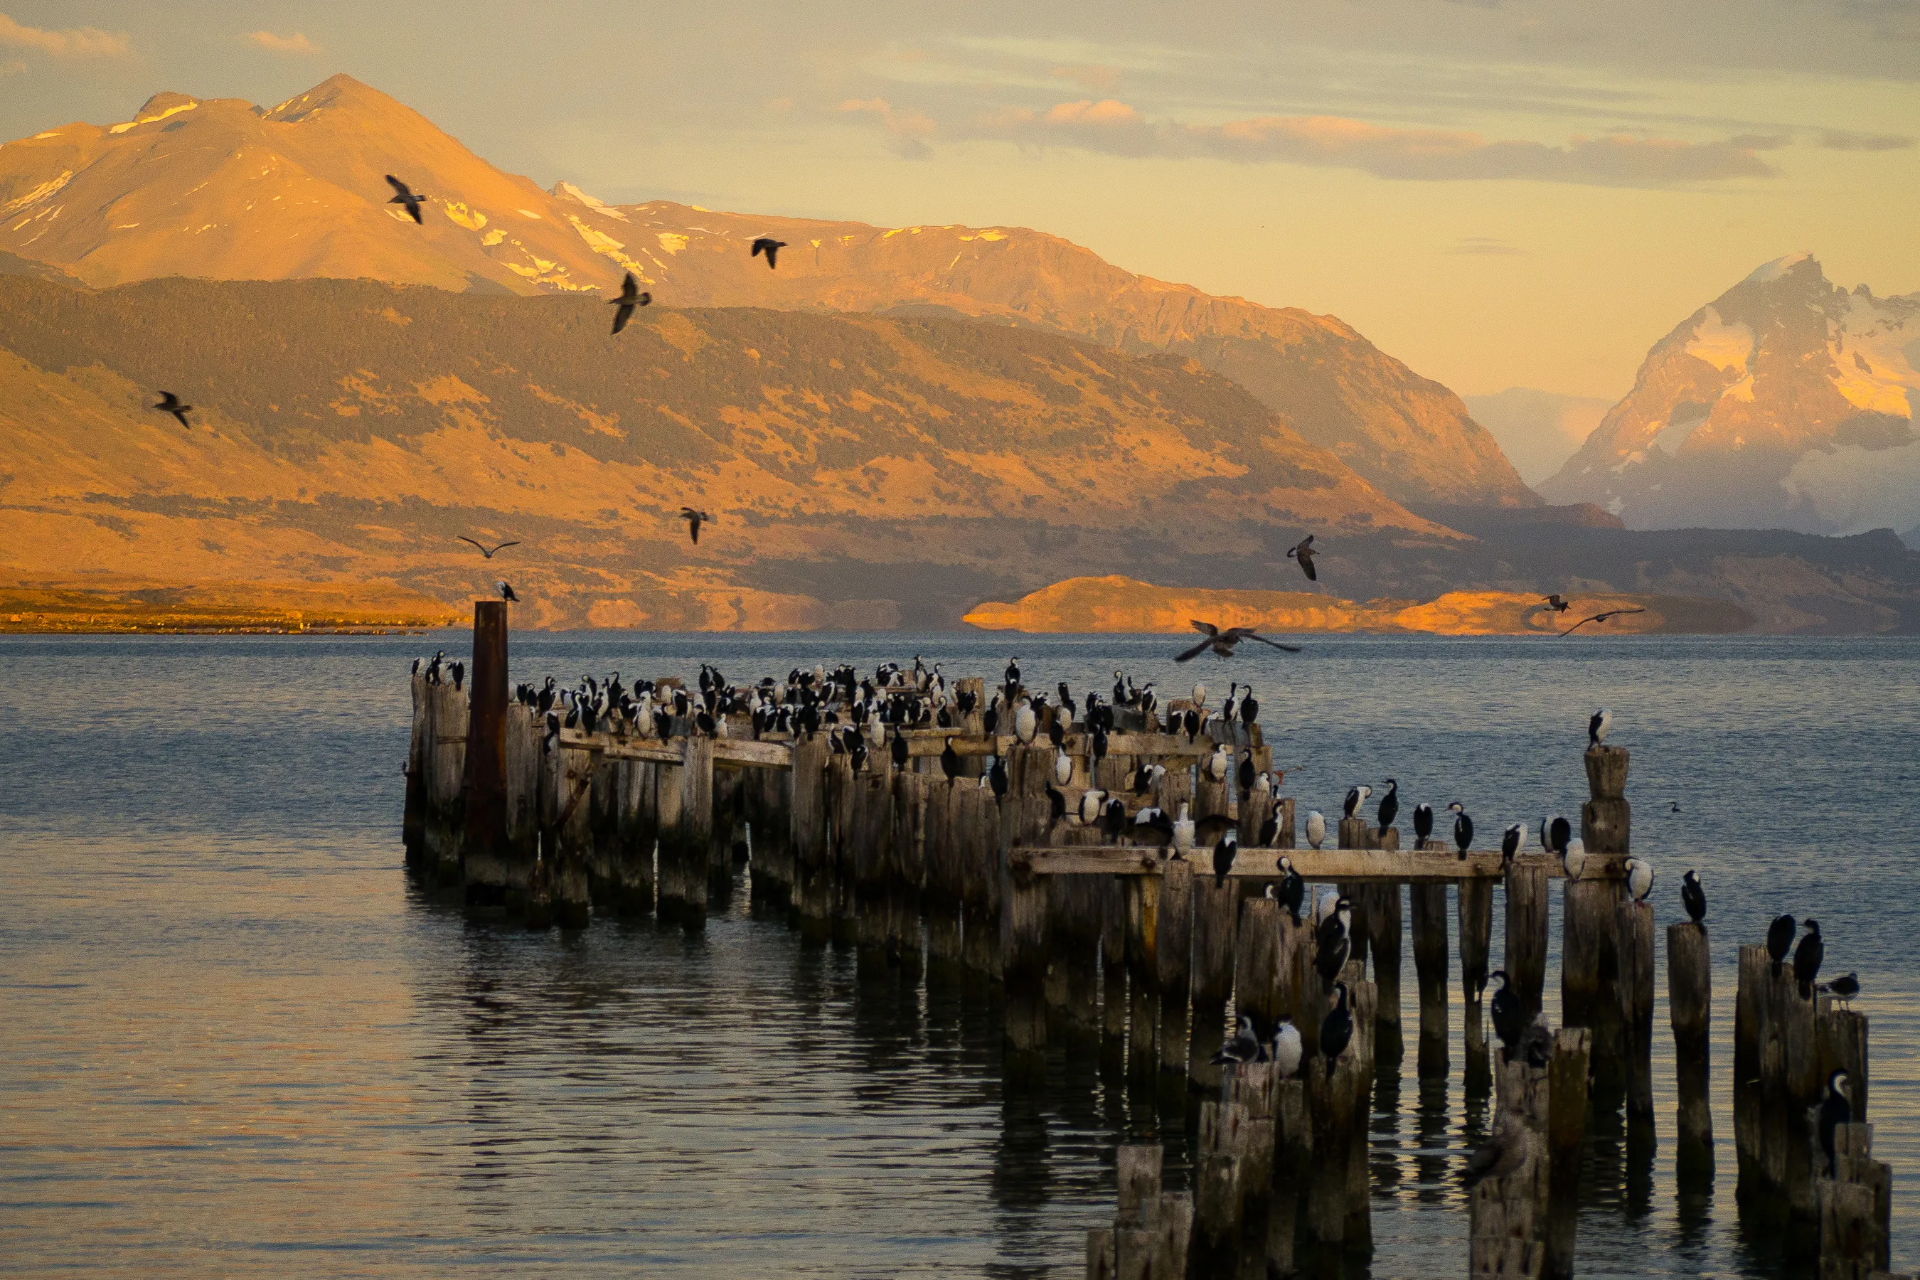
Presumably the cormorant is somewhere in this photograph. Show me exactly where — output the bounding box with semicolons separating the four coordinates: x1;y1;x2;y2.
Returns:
1269;1017;1304;1077
1767;914;1796;975
1377;779;1398;835
1212;830;1238;886
1320;982;1353;1078
1680;869;1706;924
1490;970;1526;1053
940;737;960;781
1277;856;1305;923
1794;919;1824;998
1819;1068;1852;1176
1413;802;1434;844
1306;809;1326;849
1452;802;1474;856
750;237;787;268
1315;898;1351;982
1343;784;1371;819
608;271;650;333
1589;707;1612;747
1501;822;1524;864
1625;856;1653;901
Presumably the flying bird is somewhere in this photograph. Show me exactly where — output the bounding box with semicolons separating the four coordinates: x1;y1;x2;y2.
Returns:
751;237;787;268
1560;606;1648;637
1287;534;1318;582
495;580;518;602
1544;593;1571;614
1175;620;1302;662
608;271;650;334
680;507;712;544
385;174;427;224
457;536;520;559
153;391;193;428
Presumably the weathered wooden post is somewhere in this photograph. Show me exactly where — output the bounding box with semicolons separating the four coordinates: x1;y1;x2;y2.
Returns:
1124;871;1161;1082
790;732;831;944
1505;858;1549;1018
1668;921;1714;1175
1460;877;1494;1094
404;672;429;868
960;784;1003;978
1570;744;1631;1099
1001;850;1048;1070
1234;893;1284;1036
503;704;543;917
1546;1028;1592;1280
923;777;962;967
1194;1100;1251;1271
851;761;896;974
1370;868;1406;1067
426;676;469;886
1469;1048;1552;1277
1190;872;1238;1086
1411;861;1450;1078
1156;858;1194;1078
1734;943;1770;1206
543;736;593;928
889;766;927;978
669;733;714;930
460;601;510;902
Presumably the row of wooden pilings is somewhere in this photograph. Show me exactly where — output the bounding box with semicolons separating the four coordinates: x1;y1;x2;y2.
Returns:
401;605;1893;1277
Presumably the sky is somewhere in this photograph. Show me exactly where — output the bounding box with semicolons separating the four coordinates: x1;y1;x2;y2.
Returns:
2;1;1917;399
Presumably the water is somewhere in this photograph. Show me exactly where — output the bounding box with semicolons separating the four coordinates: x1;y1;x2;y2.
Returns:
2;632;1916;1277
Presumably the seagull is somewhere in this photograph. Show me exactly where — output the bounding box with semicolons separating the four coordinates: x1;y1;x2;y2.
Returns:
751;237;787;269
1821;972;1859;1007
1490;970;1525;1053
1767;914;1796;975
1287;534;1318;582
495;580;518;602
1625;855;1652;901
1544;593;1571;614
1681;869;1706;924
153;391;193;427
1819;1068;1852;1175
1306;809;1326;850
1213;1013;1263;1065
1320;982;1353;1078
1462;1110;1530;1190
1589;707;1612;747
1560;607;1648;637
385;174;427;224
1268;1017;1304;1077
679;507;711;544
1175;621;1302;662
609;271;650;334
1794;919;1824;998
457;536;520;558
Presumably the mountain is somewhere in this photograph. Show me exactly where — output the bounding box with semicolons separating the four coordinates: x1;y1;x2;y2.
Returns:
1540;254;1920;534
0;74;1535;511
0;275;1443;629
1463;388;1614;486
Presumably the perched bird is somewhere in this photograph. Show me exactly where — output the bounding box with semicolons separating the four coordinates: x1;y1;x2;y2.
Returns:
1257;808;1280;848
1767;914;1797;975
1276;857;1305;923
1681;869;1706;924
384;174;427;223
1237;751;1256;794
1501;822;1524;864
940;737;960;781
1518;1017;1555;1069
891;732;910;769
1320;982;1353;1078
1212;830;1238;887
1589;707;1612;748
1268;1016;1304;1077
1794;919;1824;998
1306;809;1326;850
1490;970;1526;1054
1544;815;1572;856
1625;856;1653;902
1376;779;1399;835
1822;973;1859;1007
1562;837;1587;881
1544;593;1571;614
989;755;1009;799
1213;1013;1262;1065
1131;806;1174;848
1287;534;1318;582
1313;888;1340;929
1172;802;1195;857
457;536;519;558
1315;898;1352;982
1451;802;1474;856
495;579;518;602
751;237;787;268
1013;699;1037;744
1080;789;1106;827
1343;784;1371;819
1413;802;1434;845
1462;1114;1530;1190
1207;743;1231;782
1102;797;1129;843
1820;1068;1852;1176
608;271;650;334
1560;606;1648;637
1176;620;1302;662
1054;751;1073;786
153;391;193;428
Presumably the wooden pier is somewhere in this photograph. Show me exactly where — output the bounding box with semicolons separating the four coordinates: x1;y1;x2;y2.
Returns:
403;603;1897;1277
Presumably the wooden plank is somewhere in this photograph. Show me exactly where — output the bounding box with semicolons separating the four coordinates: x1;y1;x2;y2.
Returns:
1016;848;1596;882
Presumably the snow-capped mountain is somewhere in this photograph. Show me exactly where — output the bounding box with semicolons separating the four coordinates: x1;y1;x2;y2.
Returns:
1540;253;1920;534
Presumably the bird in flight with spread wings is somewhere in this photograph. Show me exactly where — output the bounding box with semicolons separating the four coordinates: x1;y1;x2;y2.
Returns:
1559;606;1647;637
457;537;520;559
1175;621;1303;662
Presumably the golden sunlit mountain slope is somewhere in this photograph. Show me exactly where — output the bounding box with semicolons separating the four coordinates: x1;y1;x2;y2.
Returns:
0;275;1443;628
0;74;1532;510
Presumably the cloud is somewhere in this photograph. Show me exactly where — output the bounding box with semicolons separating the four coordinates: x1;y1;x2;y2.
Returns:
1816;127;1913;150
838;96;935;158
977;100;1784;186
0;13;129;57
1445;237;1526;255
0;57;25;75
245;30;320;54
1050;64;1120;92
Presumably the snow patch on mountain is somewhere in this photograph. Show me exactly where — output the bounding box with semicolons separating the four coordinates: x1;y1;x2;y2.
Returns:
1683;307;1753;374
1744;251;1812;284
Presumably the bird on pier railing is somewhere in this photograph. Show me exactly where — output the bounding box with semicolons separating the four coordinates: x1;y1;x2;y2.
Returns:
1277;857;1305;923
988;755;1008;797
1625;855;1653;901
1820;1068;1852;1176
1054;750;1073;786
1794;920;1824;999
1212;1013;1263;1066
426;650;446;684
1681;869;1706;923
1320;982;1353;1078
1013;698;1037;744
1489;970;1526;1053
1767;914;1796;975
1182;708;1201;743
1176;621;1302;662
1131;806;1173;848
1450;802;1473;857
1820;973;1859;1007
1377;779;1399;836
1315;898;1351;982
1091;727;1110;767
1501;822;1524;865
1268;1016;1304;1076
1102;797;1130;843
891;731;910;769
1306;809;1326;849
1212;830;1238;886
1563;837;1588;881
1079;789;1105;826
1239;686;1258;726
1413;802;1434;845
1543;814;1572;856
1237;751;1255;793
1342;784;1370;819
1004;656;1020;690
1257;797;1280;848
450;660;466;692
1313;888;1339;928
1172;802;1195;857
1589;707;1612;747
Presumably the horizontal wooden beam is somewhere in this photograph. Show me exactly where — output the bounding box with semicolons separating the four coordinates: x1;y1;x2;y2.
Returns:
1014;848;1619;883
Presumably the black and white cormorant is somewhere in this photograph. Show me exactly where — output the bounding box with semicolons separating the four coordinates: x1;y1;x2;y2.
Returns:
1212;830;1238;886
1413;802;1434;844
940;737;960;781
1258;809;1280;847
1794;919;1824;998
1306;809;1326;850
1589;707;1611;747
891;732;910;769
1005;656;1021;690
1451;802;1474;856
1212;1013;1262;1066
1767;913;1797;975
989;756;1009;798
1680;869;1706;924
1819;1068;1852;1175
1131;806;1174;848
1501;822;1524;864
1545;814;1572;856
1489;969;1526;1053
1343;784;1371;819
1315;898;1352;982
1276;857;1305;923
1563;837;1588;881
1377;779;1398;836
1269;1016;1304;1077
1320;982;1353;1078
1102;797;1129;843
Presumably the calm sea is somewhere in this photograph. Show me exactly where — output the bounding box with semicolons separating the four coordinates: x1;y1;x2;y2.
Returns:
2;632;1915;1278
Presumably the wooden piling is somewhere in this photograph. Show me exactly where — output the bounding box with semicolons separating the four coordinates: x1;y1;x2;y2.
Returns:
667;733;714;929
1504;859;1549;1019
1156;858;1194;1076
1460;878;1494;1093
1002;848;1049;1064
1190;874;1239;1086
790;733;831;944
1617;896;1656;1122
1668;922;1714;1172
461;601;510;902
1545;1029;1592;1280
1470;1049;1552;1278
1123;874;1160;1081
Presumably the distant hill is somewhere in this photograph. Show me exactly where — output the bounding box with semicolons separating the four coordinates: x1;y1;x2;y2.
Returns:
1540;254;1920;535
0;73;1535;511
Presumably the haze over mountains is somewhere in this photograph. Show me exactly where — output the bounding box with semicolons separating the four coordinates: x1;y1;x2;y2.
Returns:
1;74;1916;632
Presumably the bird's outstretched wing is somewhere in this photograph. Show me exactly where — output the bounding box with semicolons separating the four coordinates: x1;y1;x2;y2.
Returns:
1190;620;1220;637
611;303;635;335
1243;632;1303;654
385;175;411;197
1559;606;1646;637
1173;636;1215;663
